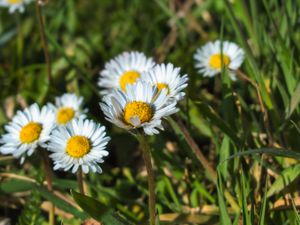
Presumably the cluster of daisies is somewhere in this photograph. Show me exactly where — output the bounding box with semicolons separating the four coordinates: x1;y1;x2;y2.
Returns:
0;40;244;175
0;0;32;14
99;51;188;135
0;94;110;174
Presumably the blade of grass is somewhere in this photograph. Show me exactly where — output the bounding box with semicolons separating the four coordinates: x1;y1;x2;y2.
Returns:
223;0;273;110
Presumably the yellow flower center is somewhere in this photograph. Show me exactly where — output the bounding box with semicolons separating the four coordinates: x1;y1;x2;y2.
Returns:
19;122;42;144
156;83;170;94
119;71;140;91
57;107;75;125
7;0;22;4
66;136;91;158
209;53;230;69
124;101;153;126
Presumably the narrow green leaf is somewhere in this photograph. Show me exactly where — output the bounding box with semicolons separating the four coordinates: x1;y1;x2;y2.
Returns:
217;170;232;225
219;136;230;179
0;179;35;194
37;186;87;220
224;148;300;163
286;82;300;118
267;164;300;197
259;177;268;225
195;102;241;146
72;191;133;225
240;172;251;225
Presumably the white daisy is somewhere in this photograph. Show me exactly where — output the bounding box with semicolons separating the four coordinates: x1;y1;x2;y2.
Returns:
100;81;178;135
141;63;188;101
194;40;244;80
48;93;87;126
0;0;32;14
48;119;110;174
0;103;55;163
98;51;155;95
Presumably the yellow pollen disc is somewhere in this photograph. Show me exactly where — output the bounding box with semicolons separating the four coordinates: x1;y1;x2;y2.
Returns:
119;71;140;91
7;0;22;4
209;53;230;69
66;136;91;158
57;107;75;125
156;83;170;94
124;101;153;126
19;122;42;144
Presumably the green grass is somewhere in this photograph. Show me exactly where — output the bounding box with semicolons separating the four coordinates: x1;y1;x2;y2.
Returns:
1;0;300;224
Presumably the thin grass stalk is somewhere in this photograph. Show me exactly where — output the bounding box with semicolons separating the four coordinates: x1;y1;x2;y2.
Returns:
138;135;156;225
41;149;55;225
35;0;52;84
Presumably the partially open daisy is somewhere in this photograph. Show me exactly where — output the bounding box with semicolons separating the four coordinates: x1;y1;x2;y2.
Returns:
48;93;87;126
98;51;155;95
0;0;32;14
100;81;178;135
0;103;55;163
141;63;188;101
194;40;244;80
48;119;110;174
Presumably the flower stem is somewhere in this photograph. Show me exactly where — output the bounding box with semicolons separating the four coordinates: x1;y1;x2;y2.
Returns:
35;0;52;84
77;168;85;195
138;135;156;225
41;149;55;225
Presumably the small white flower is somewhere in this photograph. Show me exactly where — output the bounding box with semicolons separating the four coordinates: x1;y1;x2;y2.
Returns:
100;81;178;135
48;93;87;126
0;0;32;14
48;119;110;174
98;51;155;95
141;63;188;101
0;103;55;163
194;40;244;80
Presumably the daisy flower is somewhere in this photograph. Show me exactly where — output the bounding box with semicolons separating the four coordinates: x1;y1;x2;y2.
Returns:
0;0;32;14
98;51;155;95
0;103;55;163
100;81;178;135
48;93;87;126
141;63;188;101
48;119;110;174
194;40;244;80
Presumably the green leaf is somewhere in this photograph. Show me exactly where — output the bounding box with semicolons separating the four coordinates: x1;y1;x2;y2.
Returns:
224;148;300;163
36;186;87;220
186;99;212;137
259;177;268;225
267;164;300;197
72;191;133;225
219;136;230;179
217;170;232;225
286;82;300;118
0;179;35;194
195;102;241;146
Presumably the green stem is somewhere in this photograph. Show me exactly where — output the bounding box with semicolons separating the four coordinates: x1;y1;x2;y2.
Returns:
16;13;23;69
138;135;156;225
35;0;52;84
41;149;55;225
77;168;85;195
